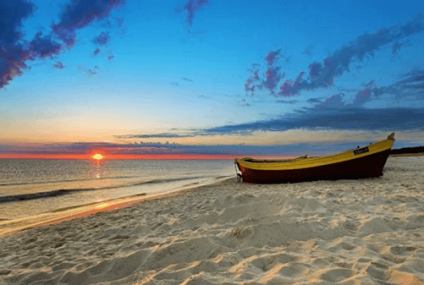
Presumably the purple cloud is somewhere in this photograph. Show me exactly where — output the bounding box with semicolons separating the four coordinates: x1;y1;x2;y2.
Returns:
29;32;62;59
51;0;126;47
264;49;281;66
245;49;288;95
93;32;111;46
244;69;260;93
277;13;424;97
93;48;100;56
176;0;209;26
278;72;305;97
353;89;372;106
245;14;424;98
0;1;60;88
1;0;125;89
108;53;115;61
263;66;285;94
0;0;35;88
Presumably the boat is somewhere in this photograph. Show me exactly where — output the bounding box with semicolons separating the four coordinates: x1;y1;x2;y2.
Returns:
234;132;395;183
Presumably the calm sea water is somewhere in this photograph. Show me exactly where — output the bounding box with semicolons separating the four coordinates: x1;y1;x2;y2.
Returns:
0;159;234;221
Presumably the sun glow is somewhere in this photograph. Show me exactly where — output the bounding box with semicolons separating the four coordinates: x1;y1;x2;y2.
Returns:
92;153;104;160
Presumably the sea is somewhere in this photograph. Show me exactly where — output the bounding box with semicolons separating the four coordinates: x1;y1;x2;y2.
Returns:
0;159;235;223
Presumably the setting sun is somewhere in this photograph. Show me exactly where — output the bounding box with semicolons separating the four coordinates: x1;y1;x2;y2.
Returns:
92;153;104;160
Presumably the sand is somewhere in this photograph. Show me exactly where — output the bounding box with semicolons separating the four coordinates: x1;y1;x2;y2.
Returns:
1;156;424;284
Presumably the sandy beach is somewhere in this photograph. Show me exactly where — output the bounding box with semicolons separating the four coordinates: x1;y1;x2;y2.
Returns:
1;156;424;284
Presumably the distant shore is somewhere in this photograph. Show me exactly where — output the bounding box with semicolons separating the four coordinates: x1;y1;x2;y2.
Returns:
390;145;424;156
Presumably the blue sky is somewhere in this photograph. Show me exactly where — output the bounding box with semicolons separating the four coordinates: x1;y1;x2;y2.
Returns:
1;0;424;157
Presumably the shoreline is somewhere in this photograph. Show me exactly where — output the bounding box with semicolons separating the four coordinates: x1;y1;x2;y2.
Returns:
0;176;233;238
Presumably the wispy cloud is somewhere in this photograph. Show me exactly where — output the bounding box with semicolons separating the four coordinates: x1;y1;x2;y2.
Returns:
93;32;111;46
245;50;287;95
52;0;125;47
276;99;297;104
78;65;99;77
52;61;65;69
201;107;424;134
245;13;424;97
181;77;194;82
116;132;196;139
176;0;209;26
237;99;250;107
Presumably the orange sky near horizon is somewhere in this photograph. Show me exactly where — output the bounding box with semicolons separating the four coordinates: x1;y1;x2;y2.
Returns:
0;153;240;160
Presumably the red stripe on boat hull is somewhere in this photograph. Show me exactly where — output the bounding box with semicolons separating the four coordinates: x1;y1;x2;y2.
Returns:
237;149;391;183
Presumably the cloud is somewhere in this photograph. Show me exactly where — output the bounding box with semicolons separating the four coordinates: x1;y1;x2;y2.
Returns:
342;70;424;105
395;70;424;95
116;132;196;139
52;61;65;69
238;99;250;107
244;68;260;94
264;49;281;66
0;0;35;88
262;66;285;94
207;70;424;134
78;65;98;77
245;50;288;94
1;0;125;89
182;77;193;82
93;32;111;46
108;53;115;61
306;98;322;104
176;0;209;26
133;75;424;137
245;13;424;97
2;134;423;157
276;99;298;104
93;48;100;56
29;32;62;58
52;0;125;47
201;107;424;134
278;13;424;97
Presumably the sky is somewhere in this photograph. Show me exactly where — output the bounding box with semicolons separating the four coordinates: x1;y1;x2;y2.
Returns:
1;0;424;159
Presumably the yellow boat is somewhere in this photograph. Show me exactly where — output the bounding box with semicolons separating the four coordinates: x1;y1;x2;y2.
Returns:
234;133;395;183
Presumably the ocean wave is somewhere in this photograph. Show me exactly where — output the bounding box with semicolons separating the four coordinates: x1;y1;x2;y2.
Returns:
0;175;138;187
0;176;204;203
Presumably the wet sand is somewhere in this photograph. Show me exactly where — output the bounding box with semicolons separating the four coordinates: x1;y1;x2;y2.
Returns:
0;157;423;284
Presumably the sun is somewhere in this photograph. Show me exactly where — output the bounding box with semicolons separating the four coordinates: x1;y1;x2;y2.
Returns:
92;153;104;160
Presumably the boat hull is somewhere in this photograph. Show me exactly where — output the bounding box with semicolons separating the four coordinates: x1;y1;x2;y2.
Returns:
237;149;391;183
